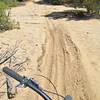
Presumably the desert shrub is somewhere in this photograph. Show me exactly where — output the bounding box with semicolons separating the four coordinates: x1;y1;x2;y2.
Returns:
51;0;61;5
43;0;63;5
0;1;19;32
0;0;18;7
84;0;100;14
64;0;100;15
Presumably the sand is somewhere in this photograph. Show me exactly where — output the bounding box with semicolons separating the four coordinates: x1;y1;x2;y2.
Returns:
0;0;100;100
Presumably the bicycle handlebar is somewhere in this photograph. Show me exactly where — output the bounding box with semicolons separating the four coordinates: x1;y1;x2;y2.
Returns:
3;67;51;100
3;67;72;100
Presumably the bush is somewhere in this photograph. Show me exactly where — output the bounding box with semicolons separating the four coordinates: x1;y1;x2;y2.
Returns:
51;0;61;5
0;1;19;32
84;0;100;14
64;0;100;15
0;0;18;7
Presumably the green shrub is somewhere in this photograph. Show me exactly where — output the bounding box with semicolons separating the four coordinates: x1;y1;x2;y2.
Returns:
0;0;18;7
84;0;100;14
0;1;7;9
51;0;61;5
64;0;100;15
0;1;19;32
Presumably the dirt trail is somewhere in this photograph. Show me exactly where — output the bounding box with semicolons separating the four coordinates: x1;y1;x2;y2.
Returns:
0;0;99;100
39;19;92;100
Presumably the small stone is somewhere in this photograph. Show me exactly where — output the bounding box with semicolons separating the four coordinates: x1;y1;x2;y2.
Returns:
35;44;38;46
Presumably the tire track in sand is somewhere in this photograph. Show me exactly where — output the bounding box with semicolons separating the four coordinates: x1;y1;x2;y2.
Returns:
37;18;93;100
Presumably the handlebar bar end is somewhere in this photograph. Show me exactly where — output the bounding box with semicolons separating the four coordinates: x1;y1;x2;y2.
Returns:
64;95;72;100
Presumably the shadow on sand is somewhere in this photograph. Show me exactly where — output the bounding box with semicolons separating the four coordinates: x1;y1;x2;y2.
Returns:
45;10;100;21
34;1;51;5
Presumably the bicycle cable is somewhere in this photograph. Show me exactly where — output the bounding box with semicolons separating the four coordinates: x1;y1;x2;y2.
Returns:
33;74;65;100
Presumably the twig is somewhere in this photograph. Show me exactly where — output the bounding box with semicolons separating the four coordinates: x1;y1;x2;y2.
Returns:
0;47;18;65
9;58;12;68
0;92;6;97
6;76;17;99
13;58;29;68
0;43;28;99
0;81;6;89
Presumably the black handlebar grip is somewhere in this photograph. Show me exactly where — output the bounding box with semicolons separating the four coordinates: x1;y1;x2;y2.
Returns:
3;67;23;82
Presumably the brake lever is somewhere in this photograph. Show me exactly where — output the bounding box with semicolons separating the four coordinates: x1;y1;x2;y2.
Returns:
16;76;41;90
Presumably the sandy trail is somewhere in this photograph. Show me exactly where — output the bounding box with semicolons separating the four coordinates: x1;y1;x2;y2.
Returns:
41;19;92;100
0;0;100;100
